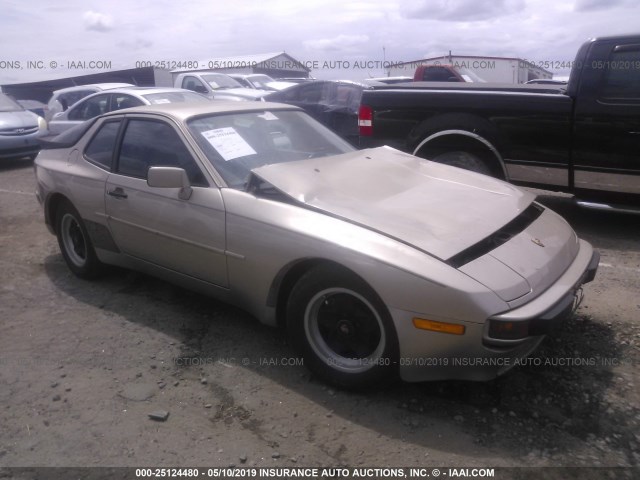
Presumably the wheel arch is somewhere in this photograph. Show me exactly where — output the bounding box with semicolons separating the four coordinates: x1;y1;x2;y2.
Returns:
267;258;377;329
45;192;72;234
413;130;508;180
409;113;509;180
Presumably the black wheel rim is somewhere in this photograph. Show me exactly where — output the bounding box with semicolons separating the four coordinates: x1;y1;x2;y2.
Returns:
61;213;87;267
304;288;386;373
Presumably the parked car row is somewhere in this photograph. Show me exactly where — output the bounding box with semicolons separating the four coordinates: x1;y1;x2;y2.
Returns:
4;74;373;161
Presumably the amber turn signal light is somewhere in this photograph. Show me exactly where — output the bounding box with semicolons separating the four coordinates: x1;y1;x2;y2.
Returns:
413;318;465;335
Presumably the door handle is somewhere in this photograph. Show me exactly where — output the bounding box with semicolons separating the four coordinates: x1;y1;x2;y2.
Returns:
107;187;128;199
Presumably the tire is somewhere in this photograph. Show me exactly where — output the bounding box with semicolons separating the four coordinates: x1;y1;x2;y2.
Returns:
55;201;103;279
286;265;399;389
431;150;492;176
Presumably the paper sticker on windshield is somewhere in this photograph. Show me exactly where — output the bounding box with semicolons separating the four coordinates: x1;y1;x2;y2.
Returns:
201;127;256;161
152;98;171;104
257;111;279;121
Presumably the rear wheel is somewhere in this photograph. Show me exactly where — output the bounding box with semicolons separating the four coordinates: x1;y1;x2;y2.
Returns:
286;265;398;389
431;150;492;175
55;201;103;279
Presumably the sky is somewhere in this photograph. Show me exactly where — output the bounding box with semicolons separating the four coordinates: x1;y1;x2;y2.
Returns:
1;0;640;85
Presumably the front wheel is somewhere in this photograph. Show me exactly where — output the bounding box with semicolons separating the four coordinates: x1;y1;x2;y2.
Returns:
55;201;104;279
286;265;399;389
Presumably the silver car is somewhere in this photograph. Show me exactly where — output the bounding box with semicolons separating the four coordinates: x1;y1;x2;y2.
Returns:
45;83;134;122
48;87;210;135
34;102;599;388
0;93;48;161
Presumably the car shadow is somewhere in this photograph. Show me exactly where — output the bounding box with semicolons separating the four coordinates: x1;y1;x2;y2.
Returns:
43;253;638;464
0;157;34;172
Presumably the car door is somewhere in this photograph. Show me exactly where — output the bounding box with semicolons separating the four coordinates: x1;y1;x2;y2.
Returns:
47;89;96;121
50;93;111;135
104;116;229;287
572;41;640;198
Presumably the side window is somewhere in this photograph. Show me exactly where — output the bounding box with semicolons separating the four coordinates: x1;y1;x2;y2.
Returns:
60;90;93;110
68;95;109;121
182;76;206;93
601;47;640;100
294;84;323;102
111;94;144;111
117;119;208;186
84;120;121;170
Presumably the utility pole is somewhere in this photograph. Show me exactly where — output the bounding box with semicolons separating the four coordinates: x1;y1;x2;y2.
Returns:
383;46;387;76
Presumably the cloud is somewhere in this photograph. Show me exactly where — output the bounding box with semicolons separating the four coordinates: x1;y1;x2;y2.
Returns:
574;0;633;11
403;0;526;22
117;37;154;50
304;34;369;52
83;10;113;32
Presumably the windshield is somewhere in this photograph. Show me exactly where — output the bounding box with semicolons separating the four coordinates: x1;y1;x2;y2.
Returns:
188;110;355;188
201;74;244;90
142;91;210;104
0;93;24;112
247;75;276;89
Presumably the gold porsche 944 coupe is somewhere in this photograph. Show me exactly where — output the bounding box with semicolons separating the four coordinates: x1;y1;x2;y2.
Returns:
34;102;599;388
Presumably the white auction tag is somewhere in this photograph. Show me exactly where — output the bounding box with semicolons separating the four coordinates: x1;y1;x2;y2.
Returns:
201;127;257;161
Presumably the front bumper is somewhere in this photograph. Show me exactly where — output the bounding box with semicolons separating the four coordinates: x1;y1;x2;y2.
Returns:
484;241;598;347
394;239;598;382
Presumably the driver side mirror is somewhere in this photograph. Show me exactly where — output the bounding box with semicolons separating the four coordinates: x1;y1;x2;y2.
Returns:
147;166;193;200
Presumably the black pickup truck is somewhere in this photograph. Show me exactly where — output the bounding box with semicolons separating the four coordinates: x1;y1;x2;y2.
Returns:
358;34;640;211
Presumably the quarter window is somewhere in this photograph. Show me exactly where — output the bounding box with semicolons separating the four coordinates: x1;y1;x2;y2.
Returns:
84;120;121;170
112;94;144;111
117;119;208;186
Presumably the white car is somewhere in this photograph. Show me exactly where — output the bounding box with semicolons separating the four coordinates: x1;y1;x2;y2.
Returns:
48;87;210;135
45;83;134;122
174;72;268;101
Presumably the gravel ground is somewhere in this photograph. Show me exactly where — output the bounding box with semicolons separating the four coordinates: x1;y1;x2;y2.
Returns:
0;159;638;479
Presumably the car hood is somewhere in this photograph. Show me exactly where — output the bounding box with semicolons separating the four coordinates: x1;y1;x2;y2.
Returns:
251;146;536;261
0;110;39;129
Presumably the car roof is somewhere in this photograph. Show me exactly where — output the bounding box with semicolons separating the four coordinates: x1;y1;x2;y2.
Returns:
88;87;200;96
69;87;203;104
229;73;269;78
52;83;134;94
101;100;301;122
